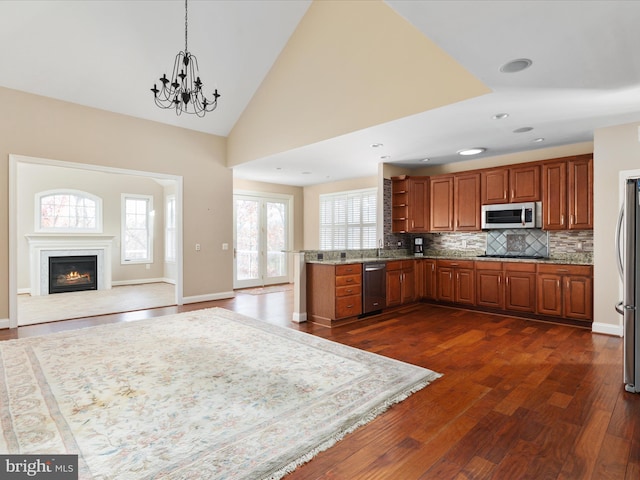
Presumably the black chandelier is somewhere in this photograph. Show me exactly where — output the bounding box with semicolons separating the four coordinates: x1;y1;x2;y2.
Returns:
151;0;220;117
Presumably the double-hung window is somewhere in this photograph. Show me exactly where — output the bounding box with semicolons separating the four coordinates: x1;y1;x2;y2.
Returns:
319;188;377;250
122;194;153;263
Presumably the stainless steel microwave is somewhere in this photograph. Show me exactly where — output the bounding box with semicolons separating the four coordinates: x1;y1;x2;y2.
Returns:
481;202;542;229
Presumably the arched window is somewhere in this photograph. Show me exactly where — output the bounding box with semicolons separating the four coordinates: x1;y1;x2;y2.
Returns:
36;189;103;233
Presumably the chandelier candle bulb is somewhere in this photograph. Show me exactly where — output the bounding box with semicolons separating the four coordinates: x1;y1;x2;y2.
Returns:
151;0;220;117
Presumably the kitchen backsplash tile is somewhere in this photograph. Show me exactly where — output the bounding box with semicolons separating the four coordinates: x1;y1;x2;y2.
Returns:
486;229;549;257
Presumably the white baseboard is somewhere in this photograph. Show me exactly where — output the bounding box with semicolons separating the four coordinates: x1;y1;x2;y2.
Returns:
592;322;623;337
111;278;168;286
17;288;30;295
0;318;10;330
183;291;235;304
292;312;307;323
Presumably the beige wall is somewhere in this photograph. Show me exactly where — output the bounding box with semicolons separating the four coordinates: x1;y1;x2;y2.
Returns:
227;0;489;167
1;86;232;322
303;175;377;250
593;122;640;333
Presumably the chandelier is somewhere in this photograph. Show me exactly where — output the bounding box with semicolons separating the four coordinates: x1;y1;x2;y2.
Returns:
151;0;220;117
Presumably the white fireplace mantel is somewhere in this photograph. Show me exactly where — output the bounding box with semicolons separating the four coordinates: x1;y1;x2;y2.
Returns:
26;234;116;296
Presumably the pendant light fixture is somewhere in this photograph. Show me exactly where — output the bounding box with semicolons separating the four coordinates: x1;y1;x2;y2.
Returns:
151;0;220;117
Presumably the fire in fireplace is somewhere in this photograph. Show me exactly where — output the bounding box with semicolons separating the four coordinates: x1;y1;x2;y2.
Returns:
49;255;98;294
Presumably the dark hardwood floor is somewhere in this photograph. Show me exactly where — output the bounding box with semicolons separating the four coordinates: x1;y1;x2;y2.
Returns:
2;288;639;479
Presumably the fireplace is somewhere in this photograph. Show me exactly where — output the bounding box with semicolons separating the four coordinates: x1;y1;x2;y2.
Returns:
49;255;98;294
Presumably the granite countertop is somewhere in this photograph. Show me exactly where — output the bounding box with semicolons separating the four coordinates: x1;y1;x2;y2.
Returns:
307;252;593;266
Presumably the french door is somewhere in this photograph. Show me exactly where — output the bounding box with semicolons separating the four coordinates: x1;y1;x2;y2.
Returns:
233;193;291;289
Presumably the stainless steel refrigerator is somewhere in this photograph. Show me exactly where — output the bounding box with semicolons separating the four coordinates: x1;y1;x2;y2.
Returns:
615;177;640;393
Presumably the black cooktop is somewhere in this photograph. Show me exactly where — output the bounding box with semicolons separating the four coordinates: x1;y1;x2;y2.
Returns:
478;254;547;259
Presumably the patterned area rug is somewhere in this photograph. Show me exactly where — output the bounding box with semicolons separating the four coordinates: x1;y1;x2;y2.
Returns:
0;308;441;479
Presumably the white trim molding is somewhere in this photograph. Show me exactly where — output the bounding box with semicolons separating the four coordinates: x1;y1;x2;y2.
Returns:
183;291;235;304
592;322;623;337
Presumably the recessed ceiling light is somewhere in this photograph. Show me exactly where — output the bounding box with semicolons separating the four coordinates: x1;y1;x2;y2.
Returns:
380;155;391;160
275;167;282;170
533;137;545;143
492;113;509;120
420;158;430;162
513;127;533;133
370;143;384;148
457;148;486;156
301;171;312;175
500;58;532;73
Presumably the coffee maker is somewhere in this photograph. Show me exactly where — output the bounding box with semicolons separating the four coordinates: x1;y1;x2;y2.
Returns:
413;237;424;256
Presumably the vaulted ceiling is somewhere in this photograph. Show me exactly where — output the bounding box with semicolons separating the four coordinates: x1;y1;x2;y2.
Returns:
1;1;639;186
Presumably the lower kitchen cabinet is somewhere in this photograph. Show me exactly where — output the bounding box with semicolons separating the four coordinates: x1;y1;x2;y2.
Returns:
306;263;362;326
386;260;415;307
476;262;504;309
416;259;437;300
536;264;593;320
437;259;475;305
504;262;537;313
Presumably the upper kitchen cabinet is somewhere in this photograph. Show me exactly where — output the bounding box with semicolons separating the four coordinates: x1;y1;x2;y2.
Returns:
429;175;454;231
481;165;540;205
430;173;481;232
391;176;429;233
391;176;409;233
454;172;481;231
542;154;593;230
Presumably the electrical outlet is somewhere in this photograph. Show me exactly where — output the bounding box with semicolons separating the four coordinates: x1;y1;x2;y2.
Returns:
462;240;467;249
195;243;201;251
222;243;229;250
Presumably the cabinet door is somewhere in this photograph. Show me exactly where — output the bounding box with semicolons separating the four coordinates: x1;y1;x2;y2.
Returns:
568;157;593;230
456;268;476;305
505;272;536;313
476;270;503;309
510;165;541;202
424;260;438;300
408;177;429;232
437;267;455;302
430;176;454;232
401;263;416;304
542;162;567;230
454;173;481;231
386;269;402;307
481;168;509;205
564;275;593;320
537;273;563;316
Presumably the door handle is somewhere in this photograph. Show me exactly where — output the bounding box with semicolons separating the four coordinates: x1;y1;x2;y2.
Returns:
616;203;624;280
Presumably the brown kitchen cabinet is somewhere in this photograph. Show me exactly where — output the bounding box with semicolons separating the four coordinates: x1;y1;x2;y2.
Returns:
306;263;362;326
504;262;537;313
430;173;481;232
391;176;430;233
536;264;593;321
437;259;475;305
429;175;454;232
476;262;504;309
386;260;415;307
417;258;438;300
454;172;481;231
542;154;593;230
408;177;429;232
391;176;409;233
481;165;540;205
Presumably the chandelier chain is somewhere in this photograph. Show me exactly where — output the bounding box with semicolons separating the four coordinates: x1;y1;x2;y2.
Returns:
184;0;188;53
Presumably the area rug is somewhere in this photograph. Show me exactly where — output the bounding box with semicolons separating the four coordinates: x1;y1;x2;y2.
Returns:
0;308;441;479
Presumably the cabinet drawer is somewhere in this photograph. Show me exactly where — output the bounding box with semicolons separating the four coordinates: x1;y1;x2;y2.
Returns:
335;295;362;318
386;260;402;271
537;264;592;276
336;284;362;297
335;264;361;276
475;260;503;271
438;259;475;269
503;262;537;273
335;274;361;286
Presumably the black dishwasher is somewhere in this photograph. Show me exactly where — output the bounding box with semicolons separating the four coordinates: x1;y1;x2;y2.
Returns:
362;262;387;315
